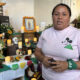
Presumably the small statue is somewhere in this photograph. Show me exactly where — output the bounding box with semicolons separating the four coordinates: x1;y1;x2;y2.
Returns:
12;37;18;44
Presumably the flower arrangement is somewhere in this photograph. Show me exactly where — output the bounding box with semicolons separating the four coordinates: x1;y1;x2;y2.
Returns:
0;24;15;39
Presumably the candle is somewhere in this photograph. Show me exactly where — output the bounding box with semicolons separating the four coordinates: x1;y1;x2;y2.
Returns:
18;42;22;49
25;38;29;43
28;49;32;55
36;26;39;32
33;37;37;42
7;39;11;46
5;56;11;63
0;34;2;37
31;78;37;80
21;26;24;33
2;33;5;39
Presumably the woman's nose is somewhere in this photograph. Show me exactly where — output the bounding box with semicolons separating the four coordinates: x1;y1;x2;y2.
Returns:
58;14;62;19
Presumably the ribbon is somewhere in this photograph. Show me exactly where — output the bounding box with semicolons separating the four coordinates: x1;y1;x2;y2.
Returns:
31;58;38;64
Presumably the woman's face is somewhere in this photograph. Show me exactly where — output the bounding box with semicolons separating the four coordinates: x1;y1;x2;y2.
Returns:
52;6;70;30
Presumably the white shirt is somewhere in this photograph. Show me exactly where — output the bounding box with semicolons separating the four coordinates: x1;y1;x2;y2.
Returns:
37;26;80;80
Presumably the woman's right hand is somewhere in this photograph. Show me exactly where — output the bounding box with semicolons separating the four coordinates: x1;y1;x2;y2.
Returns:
42;56;52;68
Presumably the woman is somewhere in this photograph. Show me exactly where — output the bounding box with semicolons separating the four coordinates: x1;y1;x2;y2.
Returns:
35;3;80;80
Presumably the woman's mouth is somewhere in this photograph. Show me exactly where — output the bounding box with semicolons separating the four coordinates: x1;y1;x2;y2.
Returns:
57;21;63;25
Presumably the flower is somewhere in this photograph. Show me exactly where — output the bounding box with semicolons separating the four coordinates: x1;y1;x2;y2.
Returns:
0;24;15;39
7;30;12;34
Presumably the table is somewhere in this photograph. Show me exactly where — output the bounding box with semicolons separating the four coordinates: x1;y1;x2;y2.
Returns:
0;60;28;80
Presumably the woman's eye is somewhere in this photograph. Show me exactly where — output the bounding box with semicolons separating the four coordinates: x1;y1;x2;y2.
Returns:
54;13;58;16
54;13;67;16
63;14;66;16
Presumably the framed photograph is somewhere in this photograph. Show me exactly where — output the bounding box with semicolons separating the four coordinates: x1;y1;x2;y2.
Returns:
23;16;36;33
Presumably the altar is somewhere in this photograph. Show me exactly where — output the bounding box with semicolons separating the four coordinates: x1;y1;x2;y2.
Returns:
0;60;28;80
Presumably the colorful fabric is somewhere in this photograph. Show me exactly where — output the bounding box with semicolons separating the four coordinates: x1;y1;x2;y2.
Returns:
12;64;19;70
20;62;26;69
0;64;11;72
31;58;38;64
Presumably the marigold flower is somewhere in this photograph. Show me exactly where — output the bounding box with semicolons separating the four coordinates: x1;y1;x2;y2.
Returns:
7;30;12;34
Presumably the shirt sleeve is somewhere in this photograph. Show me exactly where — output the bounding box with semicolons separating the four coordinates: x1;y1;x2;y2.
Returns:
77;41;80;55
77;31;80;55
37;32;44;49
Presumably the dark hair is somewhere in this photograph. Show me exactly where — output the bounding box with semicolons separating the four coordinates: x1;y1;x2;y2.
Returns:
52;3;71;17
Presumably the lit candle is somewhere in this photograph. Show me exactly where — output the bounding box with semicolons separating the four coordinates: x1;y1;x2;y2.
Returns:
36;26;39;32
18;41;22;49
0;34;2;37
21;26;24;33
28;49;32;55
33;37;37;42
31;78;37;80
5;56;11;63
2;33;5;39
25;38;29;43
7;39;11;46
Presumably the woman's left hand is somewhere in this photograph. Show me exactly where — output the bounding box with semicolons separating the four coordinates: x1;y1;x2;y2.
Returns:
50;60;68;72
